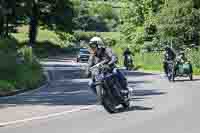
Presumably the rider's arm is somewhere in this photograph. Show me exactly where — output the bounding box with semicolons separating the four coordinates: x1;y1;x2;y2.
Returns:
105;48;118;66
88;55;95;68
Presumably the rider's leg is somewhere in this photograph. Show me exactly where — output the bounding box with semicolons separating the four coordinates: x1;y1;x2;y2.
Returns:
113;68;128;90
163;61;168;75
189;63;193;73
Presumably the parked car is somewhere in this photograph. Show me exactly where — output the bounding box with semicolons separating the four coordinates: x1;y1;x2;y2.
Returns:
77;48;90;62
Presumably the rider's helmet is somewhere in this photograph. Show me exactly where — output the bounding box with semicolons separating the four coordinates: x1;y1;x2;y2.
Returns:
126;47;130;51
89;36;104;48
164;45;170;51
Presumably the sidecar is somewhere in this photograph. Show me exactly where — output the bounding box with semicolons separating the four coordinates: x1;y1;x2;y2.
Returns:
172;62;193;81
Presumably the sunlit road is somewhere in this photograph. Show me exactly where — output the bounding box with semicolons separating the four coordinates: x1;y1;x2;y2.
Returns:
0;56;200;133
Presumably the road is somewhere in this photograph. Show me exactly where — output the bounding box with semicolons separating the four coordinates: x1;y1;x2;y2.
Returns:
0;56;200;133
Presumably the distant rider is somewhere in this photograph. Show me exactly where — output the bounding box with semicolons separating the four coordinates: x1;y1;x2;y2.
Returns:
123;48;133;68
175;51;193;73
163;46;176;75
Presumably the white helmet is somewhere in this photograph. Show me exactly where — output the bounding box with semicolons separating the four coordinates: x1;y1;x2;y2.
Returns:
89;36;104;48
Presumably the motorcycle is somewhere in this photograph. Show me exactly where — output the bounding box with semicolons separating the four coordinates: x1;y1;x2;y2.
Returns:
166;60;175;81
124;55;134;70
166;60;193;82
89;61;131;113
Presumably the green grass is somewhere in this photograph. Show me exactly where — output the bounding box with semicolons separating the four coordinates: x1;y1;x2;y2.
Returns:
74;31;121;42
134;51;200;75
12;26;60;45
11;26;76;58
135;52;163;71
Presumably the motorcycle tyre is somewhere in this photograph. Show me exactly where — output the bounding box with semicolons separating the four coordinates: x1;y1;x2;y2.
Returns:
96;86;117;114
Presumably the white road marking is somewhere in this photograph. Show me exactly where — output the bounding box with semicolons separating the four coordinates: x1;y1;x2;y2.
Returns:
34;90;92;96
0;105;96;127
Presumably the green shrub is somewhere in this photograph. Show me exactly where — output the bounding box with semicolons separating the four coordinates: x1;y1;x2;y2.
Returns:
89;3;116;20
16;46;44;89
0;52;18;80
0;38;18;52
74;32;98;42
112;45;124;66
15;64;44;89
103;37;117;47
55;32;76;48
0;38;18;81
186;49;200;69
18;46;38;65
0;80;16;92
74;31;119;47
0;45;44;90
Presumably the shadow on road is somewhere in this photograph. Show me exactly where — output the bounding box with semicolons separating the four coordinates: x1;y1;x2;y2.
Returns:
117;106;153;113
0;79;97;108
133;89;166;97
42;58;75;63
172;78;200;82
123;71;157;77
0;60;165;113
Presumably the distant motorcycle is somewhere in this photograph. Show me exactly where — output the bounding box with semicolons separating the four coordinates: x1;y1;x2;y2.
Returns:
124;55;134;70
167;60;193;82
89;61;131;113
166;60;174;81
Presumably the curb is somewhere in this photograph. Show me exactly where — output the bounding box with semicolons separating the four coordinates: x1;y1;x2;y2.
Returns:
0;71;50;98
0;82;49;98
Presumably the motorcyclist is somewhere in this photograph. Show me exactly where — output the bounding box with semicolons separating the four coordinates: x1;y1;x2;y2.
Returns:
123;48;132;56
163;46;176;75
87;37;128;98
123;48;134;68
176;51;187;63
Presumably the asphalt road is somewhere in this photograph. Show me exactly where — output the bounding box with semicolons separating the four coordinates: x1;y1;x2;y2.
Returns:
0;57;200;133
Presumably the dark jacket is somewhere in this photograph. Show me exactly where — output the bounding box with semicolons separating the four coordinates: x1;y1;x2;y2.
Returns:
164;48;176;61
123;49;132;57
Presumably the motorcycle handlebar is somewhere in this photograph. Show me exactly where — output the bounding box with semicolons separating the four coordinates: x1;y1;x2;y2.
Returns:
89;60;107;72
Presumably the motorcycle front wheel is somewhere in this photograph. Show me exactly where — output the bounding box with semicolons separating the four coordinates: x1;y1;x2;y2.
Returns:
122;100;130;109
102;98;118;113
96;86;117;113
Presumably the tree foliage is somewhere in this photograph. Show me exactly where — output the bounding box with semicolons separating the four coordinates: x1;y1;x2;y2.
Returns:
0;0;74;46
156;0;200;49
72;0;119;32
121;0;200;51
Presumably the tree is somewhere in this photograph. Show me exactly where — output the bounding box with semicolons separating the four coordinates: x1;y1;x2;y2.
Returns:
120;0;164;51
157;0;200;48
28;0;39;47
0;0;74;45
0;0;16;37
193;0;200;9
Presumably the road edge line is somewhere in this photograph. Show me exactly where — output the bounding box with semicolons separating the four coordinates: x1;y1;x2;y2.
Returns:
0;105;95;127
